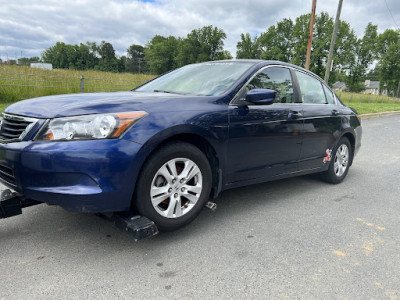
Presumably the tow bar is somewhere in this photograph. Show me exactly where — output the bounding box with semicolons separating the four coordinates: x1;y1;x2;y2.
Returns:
0;188;41;219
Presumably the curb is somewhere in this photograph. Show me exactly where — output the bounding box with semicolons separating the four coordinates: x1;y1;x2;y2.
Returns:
360;111;400;120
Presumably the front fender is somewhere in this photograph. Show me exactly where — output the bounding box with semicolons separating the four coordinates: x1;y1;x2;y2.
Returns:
122;111;229;196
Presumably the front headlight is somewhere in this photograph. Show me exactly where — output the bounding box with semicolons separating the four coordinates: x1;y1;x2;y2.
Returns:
35;111;148;141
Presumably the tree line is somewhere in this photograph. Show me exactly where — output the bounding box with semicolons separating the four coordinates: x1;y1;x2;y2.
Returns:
38;25;231;76
12;14;400;95
237;12;400;95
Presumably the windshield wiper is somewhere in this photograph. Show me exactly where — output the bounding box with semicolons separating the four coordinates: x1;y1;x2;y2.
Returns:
153;90;190;95
153;89;175;94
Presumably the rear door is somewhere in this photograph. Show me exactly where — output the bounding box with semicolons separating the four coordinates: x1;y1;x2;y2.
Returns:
227;66;303;184
293;70;343;171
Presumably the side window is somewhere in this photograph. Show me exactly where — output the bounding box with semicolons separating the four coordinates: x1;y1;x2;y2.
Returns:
246;67;294;103
322;84;335;104
295;71;327;104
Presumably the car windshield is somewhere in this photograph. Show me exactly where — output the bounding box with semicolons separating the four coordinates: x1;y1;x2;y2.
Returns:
135;62;254;96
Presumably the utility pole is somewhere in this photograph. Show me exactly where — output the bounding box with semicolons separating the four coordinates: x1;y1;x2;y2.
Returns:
305;0;317;70
324;0;343;83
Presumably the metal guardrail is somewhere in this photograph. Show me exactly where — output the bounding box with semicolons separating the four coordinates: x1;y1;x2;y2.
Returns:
0;71;147;93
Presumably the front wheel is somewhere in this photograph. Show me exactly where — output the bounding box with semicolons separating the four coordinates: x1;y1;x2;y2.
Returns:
322;137;352;184
134;142;212;231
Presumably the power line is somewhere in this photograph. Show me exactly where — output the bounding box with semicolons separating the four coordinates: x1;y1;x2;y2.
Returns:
384;0;399;29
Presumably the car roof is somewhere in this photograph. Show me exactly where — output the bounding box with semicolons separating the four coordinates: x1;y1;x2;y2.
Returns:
205;59;319;74
205;59;323;82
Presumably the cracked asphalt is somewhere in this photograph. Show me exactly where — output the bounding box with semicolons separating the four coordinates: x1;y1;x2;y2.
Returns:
1;115;400;299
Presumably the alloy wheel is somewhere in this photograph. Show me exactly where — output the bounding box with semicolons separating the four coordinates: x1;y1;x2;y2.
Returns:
150;158;203;218
334;144;349;177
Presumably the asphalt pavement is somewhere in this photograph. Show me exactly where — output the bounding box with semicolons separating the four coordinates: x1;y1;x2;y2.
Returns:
1;115;400;299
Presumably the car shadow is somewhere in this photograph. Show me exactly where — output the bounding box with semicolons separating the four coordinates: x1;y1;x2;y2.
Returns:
0;173;348;253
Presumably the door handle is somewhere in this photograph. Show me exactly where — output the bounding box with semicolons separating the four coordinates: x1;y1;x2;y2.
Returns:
331;109;339;116
288;111;302;119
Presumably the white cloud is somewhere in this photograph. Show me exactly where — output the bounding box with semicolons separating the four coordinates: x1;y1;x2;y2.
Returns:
0;0;398;61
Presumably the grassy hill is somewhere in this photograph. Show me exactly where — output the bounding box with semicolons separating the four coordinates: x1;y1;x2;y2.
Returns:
0;64;155;107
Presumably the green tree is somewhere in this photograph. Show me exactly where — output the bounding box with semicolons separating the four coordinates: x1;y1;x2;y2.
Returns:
144;35;180;74
236;33;260;59
96;41;118;72
254;12;358;83
366;68;380;81
18;57;40;66
309;12;333;77
126;44;146;73
221;50;233;59
74;43;98;70
117;55;127;73
42;41;99;70
377;29;400;54
259;18;294;62
346;23;378;91
175;35;201;66
379;42;400;96
195;25;227;61
291;14;310;67
66;44;79;69
175;25;227;67
42;42;69;68
329;21;357;85
377;29;400;96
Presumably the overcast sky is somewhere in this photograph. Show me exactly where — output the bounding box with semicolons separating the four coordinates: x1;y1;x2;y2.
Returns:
0;0;399;61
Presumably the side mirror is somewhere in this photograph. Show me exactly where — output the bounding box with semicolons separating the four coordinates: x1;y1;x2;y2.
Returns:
245;89;275;105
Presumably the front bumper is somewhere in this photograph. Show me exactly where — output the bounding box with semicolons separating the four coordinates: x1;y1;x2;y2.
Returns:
0;139;143;213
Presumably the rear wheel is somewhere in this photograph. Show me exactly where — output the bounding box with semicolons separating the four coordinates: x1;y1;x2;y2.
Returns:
322;137;352;184
134;142;212;231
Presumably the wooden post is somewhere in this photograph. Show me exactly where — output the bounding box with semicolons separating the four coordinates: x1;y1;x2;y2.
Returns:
324;0;343;83
305;0;317;70
80;75;85;93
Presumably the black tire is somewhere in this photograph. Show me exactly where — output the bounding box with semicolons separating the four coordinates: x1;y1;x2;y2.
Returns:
322;137;352;184
134;141;212;231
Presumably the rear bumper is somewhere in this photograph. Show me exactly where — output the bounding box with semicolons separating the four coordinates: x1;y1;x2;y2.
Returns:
0;139;143;213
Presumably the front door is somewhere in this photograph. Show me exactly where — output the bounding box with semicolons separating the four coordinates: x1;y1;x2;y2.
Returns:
227;66;303;184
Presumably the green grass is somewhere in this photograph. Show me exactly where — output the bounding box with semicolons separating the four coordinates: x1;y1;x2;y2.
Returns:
0;103;9;112
341;102;400;114
0;64;154;104
337;91;400;114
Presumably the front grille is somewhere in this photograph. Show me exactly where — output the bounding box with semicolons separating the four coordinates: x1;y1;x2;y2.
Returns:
0;163;16;186
0;114;38;142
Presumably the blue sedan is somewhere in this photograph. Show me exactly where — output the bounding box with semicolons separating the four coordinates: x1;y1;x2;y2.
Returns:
0;60;361;231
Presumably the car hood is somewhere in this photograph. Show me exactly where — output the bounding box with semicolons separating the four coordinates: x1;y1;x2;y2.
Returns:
5;91;210;118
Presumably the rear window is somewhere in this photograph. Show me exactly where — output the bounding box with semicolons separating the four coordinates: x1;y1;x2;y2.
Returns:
295;71;327;104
